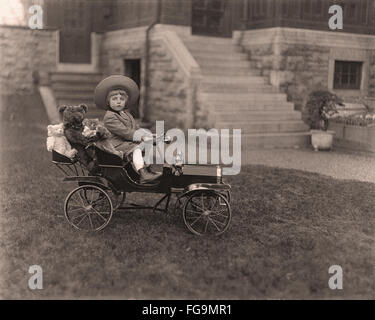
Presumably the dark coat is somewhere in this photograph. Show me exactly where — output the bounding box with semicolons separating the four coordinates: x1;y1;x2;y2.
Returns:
103;110;140;156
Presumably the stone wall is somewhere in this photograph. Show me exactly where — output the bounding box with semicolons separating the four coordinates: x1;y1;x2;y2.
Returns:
100;26;193;130
0;26;57;96
240;42;329;114
278;43;330;113
238;28;375;118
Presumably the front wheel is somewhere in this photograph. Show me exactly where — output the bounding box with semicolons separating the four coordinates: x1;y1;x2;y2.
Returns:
64;185;113;231
183;191;231;236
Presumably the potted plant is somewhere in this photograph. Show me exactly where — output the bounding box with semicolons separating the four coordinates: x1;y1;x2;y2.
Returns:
328;112;375;153
305;90;344;151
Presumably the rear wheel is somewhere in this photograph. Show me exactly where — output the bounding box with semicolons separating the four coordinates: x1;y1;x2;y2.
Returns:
183;191;231;236
77;182;125;211
64;185;113;231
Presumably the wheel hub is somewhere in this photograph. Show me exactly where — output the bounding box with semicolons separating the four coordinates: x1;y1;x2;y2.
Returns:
84;205;93;211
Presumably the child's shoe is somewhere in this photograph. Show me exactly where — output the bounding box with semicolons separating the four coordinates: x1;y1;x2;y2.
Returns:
146;165;160;174
139;168;161;184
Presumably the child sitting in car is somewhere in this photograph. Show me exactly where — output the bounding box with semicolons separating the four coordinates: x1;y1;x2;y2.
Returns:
94;75;161;184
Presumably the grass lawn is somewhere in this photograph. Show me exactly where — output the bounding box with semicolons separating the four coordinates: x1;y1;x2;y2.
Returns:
0;94;374;299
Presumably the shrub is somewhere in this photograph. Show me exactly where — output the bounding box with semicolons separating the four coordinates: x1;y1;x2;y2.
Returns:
331;112;375;126
305;90;344;131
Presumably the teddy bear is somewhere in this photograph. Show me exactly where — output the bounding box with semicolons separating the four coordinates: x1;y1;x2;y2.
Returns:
82;118;124;159
58;104;99;172
59;104;92;146
46;123;77;159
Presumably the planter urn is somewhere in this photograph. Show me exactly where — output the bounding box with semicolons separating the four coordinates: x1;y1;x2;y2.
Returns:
311;130;335;151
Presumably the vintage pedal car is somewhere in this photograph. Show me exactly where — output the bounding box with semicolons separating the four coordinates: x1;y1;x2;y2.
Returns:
52;135;232;236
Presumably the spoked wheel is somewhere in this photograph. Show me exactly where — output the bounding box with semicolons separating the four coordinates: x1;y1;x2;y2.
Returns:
77;182;125;211
183;191;231;236
64;185;113;232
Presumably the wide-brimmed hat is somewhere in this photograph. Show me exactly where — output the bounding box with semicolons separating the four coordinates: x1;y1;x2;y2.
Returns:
94;75;139;110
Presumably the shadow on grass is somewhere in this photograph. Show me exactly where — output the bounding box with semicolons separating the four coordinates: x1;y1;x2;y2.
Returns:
0;94;374;299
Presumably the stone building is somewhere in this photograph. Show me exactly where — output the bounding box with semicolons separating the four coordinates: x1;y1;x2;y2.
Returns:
1;0;375;149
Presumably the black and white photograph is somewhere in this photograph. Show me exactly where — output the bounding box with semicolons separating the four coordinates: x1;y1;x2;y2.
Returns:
0;0;374;303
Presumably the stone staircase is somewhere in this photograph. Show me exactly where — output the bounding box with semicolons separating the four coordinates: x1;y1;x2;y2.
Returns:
50;71;105;119
181;35;310;148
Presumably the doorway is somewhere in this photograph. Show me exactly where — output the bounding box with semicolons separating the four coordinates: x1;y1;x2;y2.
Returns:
124;59;141;119
59;0;92;63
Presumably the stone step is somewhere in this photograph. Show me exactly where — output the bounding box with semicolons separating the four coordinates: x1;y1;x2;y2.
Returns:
51;83;97;92
52;85;101;96
184;132;310;162
85;108;106;119
202;92;287;102
240;132;310;150
50;72;103;83
214;111;302;121
202;75;267;85
56;98;95;108
201;82;278;93
206;132;310;150
183;40;244;54
202;66;262;76
190;50;249;61
212;102;296;112
215;120;309;134
197;57;253;68
54;89;96;98
55;92;94;100
183;35;235;45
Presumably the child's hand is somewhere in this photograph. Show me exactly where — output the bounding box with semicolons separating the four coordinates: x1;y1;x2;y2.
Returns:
138;128;153;141
139;128;152;136
141;135;153;143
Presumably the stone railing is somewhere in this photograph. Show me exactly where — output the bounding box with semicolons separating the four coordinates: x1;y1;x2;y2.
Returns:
152;25;203;128
155;29;201;79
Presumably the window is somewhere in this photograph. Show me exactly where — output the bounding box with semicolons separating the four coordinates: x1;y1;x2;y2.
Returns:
124;59;141;118
333;61;362;90
314;0;322;15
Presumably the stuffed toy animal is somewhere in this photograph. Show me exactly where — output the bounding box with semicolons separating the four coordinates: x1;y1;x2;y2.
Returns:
82;118;111;139
82;118;124;159
59;104;92;146
58;104;99;173
46;123;77;159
